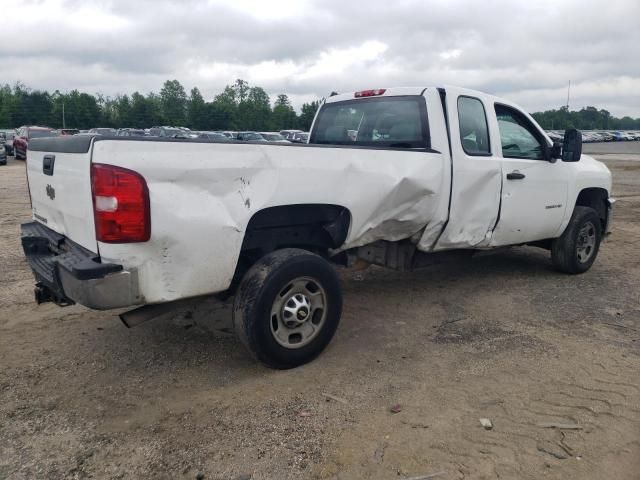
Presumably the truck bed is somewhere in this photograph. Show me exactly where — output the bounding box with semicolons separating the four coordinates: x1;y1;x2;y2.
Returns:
27;135;448;303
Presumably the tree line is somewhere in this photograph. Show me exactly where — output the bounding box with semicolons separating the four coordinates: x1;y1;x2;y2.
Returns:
531;106;640;130
1;79;638;131
0;79;320;132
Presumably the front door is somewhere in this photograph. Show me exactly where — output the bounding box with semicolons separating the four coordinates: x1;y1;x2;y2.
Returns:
490;104;569;246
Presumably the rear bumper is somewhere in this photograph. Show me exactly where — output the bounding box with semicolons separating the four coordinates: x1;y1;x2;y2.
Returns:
605;197;615;236
21;222;142;310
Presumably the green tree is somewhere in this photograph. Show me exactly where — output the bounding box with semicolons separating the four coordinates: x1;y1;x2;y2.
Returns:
238;86;271;131
160;80;187;126
232;79;250;103
271;94;297;130
145;92;165;126
187;87;207;130
298;100;320;130
129;92;152;128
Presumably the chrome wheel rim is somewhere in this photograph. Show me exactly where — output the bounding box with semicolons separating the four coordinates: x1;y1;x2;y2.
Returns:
270;276;327;349
576;221;596;263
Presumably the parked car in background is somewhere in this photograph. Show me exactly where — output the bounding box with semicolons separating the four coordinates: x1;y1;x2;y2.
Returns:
546;131;563;143
197;131;231;141
0;142;6;165
157;127;184;138
259;132;291;143
290;132;310;143
620;132;635;141
117;128;147;137
279;129;303;140
222;131;238;139
2;131;15;155
172;131;199;139
13;126;57;160
600;132;614;141
237;132;267;142
88;128;117;136
58;129;80;136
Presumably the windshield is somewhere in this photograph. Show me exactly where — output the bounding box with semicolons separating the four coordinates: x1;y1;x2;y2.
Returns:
310;96;428;148
29;130;57;139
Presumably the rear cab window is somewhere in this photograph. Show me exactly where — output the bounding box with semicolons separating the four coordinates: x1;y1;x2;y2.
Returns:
310;96;430;149
457;96;491;156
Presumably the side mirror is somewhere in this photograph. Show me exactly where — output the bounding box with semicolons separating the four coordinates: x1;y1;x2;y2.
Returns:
562;128;582;162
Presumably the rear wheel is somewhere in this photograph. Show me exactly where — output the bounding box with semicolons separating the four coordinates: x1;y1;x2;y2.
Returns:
233;248;342;369
551;206;602;274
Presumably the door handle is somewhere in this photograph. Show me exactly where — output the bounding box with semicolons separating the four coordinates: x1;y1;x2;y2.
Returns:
506;171;525;180
43;155;55;176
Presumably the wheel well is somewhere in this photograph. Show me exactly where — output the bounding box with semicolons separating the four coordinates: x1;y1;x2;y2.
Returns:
238;203;350;262
575;188;608;230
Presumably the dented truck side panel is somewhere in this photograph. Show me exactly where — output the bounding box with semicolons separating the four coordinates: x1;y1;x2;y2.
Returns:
93;139;447;303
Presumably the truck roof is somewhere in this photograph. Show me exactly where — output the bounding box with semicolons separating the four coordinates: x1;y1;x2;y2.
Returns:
325;87;428;103
324;86;505;105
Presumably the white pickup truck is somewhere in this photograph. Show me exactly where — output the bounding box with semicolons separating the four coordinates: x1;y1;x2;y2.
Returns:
21;86;614;368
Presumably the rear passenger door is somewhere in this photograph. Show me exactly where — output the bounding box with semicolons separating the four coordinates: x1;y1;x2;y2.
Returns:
434;94;503;249
490;104;569;246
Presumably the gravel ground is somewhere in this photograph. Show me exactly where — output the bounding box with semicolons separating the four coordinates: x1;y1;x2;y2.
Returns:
0;146;639;480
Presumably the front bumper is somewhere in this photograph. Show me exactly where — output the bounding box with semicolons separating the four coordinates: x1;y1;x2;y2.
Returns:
21;222;141;310
605;197;616;236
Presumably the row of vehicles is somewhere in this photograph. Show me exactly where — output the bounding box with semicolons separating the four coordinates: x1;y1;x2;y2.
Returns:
1;127;311;160
4;125;637;161
546;130;640;143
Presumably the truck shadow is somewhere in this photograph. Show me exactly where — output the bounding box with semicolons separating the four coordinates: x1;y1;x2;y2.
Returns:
67;244;621;383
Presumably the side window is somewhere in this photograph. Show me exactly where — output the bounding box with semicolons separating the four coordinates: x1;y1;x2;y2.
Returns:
457;96;490;155
495;104;545;160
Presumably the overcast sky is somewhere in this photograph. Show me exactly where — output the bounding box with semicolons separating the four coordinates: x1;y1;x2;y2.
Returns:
3;0;639;116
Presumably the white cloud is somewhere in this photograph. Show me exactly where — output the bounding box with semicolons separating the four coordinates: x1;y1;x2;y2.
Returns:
1;0;639;117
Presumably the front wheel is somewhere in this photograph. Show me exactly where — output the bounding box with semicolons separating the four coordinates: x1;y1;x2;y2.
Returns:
233;248;343;369
551;206;602;274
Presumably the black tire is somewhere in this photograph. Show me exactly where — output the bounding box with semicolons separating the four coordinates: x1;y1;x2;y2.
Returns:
233;248;342;369
551;206;602;274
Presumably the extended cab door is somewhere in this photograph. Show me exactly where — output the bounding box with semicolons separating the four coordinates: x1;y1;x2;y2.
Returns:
489;104;569;246
432;92;503;249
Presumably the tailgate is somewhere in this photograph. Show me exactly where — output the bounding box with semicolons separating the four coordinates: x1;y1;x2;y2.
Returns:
27;137;97;251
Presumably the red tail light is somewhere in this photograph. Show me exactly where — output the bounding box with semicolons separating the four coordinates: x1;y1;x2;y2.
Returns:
355;89;386;98
91;163;150;243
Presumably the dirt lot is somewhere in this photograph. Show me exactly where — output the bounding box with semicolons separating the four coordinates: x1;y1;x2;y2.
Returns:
1;147;639;480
